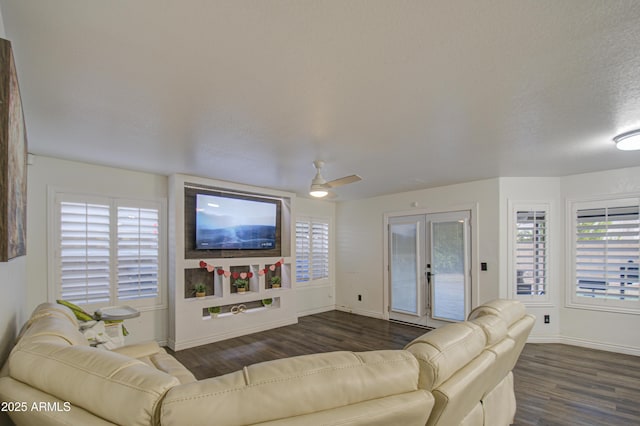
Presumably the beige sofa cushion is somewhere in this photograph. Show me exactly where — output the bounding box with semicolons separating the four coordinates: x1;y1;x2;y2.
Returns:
161;350;426;426
9;341;180;426
469;314;508;346
254;391;433;426
404;321;486;389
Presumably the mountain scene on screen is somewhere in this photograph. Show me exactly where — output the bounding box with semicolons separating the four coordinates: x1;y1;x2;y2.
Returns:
196;212;276;250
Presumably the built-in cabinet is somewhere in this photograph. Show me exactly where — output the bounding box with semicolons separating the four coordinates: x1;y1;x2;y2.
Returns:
168;174;298;350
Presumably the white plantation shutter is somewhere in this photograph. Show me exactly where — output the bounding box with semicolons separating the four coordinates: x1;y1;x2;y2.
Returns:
117;206;159;300
54;193;163;308
515;210;547;296
311;221;329;280
59;202;111;304
296;221;311;282
296;218;329;283
575;203;639;303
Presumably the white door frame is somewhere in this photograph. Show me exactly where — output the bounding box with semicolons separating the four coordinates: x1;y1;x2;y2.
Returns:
382;203;480;323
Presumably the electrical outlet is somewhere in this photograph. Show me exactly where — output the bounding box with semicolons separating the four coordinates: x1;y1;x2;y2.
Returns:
544;315;550;324
358;294;362;301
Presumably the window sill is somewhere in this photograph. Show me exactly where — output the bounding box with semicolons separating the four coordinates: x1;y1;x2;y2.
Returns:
565;301;640;316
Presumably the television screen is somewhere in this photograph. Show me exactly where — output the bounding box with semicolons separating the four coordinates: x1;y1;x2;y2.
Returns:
195;194;277;250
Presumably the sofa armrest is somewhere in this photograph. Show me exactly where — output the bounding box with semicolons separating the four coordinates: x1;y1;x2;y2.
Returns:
111;340;162;359
111;341;196;384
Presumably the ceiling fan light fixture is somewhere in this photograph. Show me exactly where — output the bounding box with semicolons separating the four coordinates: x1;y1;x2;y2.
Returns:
308;159;361;198
614;129;640;151
309;184;328;198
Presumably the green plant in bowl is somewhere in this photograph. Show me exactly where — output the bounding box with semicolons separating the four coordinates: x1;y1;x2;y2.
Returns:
233;278;249;293
194;283;206;298
270;276;281;288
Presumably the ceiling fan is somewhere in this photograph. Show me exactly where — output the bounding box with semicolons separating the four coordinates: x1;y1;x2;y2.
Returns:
309;160;362;198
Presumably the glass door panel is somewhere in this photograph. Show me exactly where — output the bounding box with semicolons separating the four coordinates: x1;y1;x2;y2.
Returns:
389;216;427;324
387;210;470;328
431;217;468;321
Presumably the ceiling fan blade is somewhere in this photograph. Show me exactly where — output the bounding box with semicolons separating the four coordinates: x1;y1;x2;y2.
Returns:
327;174;362;188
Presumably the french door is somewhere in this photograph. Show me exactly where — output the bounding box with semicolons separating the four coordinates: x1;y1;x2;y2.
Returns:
388;211;471;328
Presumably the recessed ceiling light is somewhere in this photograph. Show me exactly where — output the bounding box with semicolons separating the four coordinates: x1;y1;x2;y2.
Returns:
613;129;640;151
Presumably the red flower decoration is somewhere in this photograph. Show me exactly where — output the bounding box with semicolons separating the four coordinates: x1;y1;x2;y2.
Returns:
217;268;225;276
199;261;206;268
232;272;240;279
275;261;281;267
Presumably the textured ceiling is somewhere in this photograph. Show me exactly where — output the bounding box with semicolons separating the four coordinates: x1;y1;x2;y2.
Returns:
2;0;640;200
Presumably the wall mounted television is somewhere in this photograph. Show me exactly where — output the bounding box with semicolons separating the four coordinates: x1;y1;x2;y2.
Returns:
183;186;282;259
196;194;277;250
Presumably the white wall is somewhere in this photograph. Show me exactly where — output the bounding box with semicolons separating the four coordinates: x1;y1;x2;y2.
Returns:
559;166;640;354
27;155;169;344
295;197;336;316
0;4;28;371
25;155;337;346
18;152;640;356
498;177;563;339
335;178;500;318
499;168;640;355
338;169;640;356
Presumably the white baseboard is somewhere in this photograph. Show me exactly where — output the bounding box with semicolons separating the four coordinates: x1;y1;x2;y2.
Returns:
528;334;640;357
297;305;335;317
170;316;298;351
335;305;385;320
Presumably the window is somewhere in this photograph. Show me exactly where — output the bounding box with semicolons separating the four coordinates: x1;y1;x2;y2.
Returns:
53;193;163;309
571;198;639;311
508;202;550;303
296;218;329;283
116;206;161;301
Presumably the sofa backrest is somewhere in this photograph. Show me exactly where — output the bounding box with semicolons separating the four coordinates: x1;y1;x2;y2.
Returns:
404;321;487;390
405;321;500;425
468;298;536;370
13;302;85;347
161;349;432;426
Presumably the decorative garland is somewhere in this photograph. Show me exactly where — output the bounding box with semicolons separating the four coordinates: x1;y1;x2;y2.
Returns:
199;258;284;278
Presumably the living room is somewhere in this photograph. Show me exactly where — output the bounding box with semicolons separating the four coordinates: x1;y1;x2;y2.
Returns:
1;2;640;425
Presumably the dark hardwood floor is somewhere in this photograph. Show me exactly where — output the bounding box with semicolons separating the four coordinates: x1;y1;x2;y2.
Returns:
513;342;640;425
169;310;640;425
169;310;425;379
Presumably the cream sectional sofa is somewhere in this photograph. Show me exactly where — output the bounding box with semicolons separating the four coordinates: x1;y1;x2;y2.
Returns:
0;299;533;426
405;299;535;425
